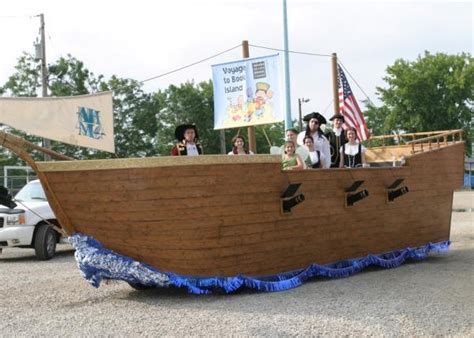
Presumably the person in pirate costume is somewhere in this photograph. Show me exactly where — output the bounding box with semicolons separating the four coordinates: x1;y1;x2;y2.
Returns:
171;124;203;156
339;127;367;168
325;113;348;168
296;112;331;168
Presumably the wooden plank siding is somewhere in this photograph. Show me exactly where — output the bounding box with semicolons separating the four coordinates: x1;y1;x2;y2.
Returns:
37;142;464;277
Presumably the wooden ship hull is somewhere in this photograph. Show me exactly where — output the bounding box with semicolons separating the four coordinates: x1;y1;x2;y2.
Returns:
0;130;464;278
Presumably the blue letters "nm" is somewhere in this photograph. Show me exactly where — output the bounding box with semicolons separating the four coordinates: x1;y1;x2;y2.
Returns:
77;107;105;139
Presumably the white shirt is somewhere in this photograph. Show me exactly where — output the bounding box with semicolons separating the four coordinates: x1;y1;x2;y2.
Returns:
297;131;331;168
308;150;325;166
340;143;366;156
186;143;200;156
334;127;342;137
227;150;254;155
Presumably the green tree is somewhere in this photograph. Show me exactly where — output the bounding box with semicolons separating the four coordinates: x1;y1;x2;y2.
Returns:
365;52;473;152
153;80;227;155
100;76;159;158
1;53;41;97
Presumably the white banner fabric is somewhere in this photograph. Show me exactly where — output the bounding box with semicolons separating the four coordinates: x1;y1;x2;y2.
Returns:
0;91;114;153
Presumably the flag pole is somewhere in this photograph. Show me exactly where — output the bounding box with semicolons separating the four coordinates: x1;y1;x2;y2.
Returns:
331;53;340;116
242;40;257;153
283;0;292;129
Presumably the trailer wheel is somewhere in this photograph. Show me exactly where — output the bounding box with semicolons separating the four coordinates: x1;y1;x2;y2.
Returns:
34;223;57;260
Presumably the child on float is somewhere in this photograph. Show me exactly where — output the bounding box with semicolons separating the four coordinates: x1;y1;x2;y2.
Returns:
228;135;254;155
303;135;324;169
281;141;304;170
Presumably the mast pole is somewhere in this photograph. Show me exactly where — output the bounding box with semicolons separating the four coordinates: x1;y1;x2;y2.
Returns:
331;53;340;116
242;40;257;153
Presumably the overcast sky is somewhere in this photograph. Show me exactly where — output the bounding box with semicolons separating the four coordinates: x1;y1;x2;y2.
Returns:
1;0;472;122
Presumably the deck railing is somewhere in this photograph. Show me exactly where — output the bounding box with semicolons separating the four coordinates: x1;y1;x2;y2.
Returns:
368;129;463;154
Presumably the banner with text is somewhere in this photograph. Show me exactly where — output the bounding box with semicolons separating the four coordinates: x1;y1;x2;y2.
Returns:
212;54;283;129
0;91;114;152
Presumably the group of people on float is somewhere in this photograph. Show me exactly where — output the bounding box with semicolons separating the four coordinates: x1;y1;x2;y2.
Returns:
171;111;366;169
282;111;366;170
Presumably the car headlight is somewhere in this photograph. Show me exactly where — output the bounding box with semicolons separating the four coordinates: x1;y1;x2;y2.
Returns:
6;214;26;225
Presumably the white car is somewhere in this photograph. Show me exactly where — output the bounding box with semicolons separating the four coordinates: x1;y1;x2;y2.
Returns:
0;180;65;259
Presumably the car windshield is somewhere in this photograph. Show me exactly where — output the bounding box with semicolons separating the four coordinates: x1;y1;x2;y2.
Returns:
15;181;47;202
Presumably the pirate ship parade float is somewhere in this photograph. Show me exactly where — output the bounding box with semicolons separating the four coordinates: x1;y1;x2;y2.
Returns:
0;119;465;294
0;58;465;294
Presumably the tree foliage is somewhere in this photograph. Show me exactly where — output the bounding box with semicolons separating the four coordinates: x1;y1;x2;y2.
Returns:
365;52;473;152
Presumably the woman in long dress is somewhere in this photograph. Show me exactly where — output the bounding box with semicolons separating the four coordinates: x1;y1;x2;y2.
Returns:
339;127;367;168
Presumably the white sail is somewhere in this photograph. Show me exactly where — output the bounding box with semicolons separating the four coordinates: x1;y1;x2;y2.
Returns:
0;91;114;153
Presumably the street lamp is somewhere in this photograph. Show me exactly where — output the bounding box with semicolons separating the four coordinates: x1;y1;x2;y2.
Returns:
298;98;310;131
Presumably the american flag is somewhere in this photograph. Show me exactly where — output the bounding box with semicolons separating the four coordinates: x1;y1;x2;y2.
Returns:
338;64;370;140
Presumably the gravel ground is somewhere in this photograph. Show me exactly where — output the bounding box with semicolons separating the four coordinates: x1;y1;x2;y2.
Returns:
1;192;473;336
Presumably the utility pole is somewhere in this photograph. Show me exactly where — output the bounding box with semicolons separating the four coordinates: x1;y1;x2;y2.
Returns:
242;40;256;153
37;13;50;160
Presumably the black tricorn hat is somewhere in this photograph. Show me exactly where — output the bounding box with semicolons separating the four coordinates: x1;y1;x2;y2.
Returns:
303;112;327;125
175;124;199;141
329;113;345;122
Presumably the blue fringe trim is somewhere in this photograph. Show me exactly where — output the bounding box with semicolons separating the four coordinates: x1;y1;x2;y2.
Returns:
69;234;450;294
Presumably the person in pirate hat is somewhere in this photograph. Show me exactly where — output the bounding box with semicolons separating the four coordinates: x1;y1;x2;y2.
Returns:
171;123;203;156
296;112;330;168
325;112;348;168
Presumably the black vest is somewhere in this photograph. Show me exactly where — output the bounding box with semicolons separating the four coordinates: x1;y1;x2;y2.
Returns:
342;144;362;168
326;131;347;168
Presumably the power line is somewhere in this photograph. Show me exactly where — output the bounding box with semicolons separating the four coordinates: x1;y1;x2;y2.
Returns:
0;15;34;19
141;44;241;83
249;44;332;57
249;44;375;106
322;99;334;114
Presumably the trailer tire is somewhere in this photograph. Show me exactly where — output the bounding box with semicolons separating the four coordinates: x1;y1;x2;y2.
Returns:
34;223;57;260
